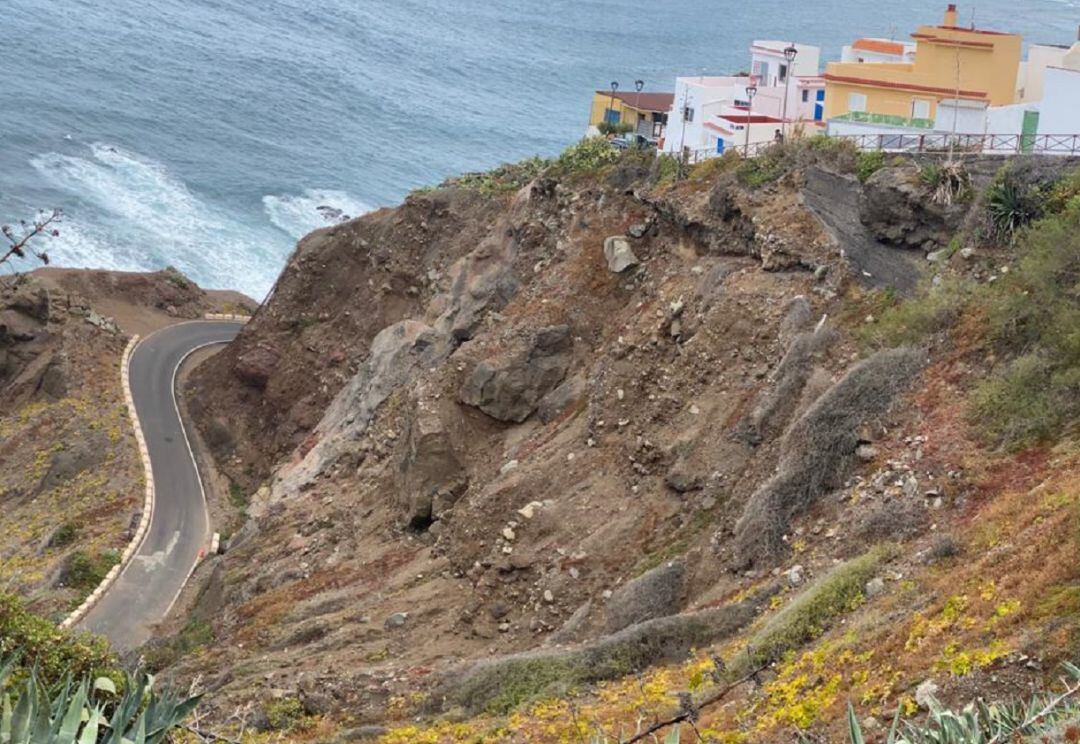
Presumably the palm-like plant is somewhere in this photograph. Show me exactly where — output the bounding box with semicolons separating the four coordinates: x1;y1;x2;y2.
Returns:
0;656;199;744
847;662;1080;744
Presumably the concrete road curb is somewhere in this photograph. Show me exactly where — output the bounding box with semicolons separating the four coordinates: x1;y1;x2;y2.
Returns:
60;334;151;630
204;313;251;322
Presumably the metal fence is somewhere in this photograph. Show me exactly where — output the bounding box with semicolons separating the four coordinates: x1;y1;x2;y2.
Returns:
831;133;1080;156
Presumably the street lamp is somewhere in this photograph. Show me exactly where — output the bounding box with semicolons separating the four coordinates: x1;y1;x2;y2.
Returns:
744;82;758;156
634;79;644;138
609;81;620;132
781;43;798;140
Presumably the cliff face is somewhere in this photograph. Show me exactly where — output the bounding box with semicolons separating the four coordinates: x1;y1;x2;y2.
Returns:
176;150;1080;740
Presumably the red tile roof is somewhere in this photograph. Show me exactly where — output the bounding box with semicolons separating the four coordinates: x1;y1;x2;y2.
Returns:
596;91;675;113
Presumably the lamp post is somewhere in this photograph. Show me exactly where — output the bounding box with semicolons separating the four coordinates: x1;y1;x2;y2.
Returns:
744;82;758;156
634;79;644;138
609;81;620;133
781;43;798;141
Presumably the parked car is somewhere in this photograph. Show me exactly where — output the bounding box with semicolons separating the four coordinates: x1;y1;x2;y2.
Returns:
610;133;658;150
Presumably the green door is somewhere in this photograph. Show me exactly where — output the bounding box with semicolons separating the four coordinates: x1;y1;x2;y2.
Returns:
1021;110;1039;153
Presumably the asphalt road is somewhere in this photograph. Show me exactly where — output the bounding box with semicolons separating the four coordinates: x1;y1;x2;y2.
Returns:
81;320;242;650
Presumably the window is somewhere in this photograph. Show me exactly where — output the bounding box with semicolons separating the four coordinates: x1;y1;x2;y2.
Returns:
683;106;695;122
779;63;788;82
848;92;868;112
604;108;620;124
912;98;931;120
801;89;810;103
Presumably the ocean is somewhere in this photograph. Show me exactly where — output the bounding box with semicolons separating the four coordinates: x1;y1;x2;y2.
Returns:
2;0;1076;298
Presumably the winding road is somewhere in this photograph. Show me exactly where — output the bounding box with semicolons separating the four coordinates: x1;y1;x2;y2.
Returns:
81;320;242;650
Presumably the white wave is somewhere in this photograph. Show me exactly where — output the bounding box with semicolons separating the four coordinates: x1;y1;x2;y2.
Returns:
262;189;372;240
29;143;286;298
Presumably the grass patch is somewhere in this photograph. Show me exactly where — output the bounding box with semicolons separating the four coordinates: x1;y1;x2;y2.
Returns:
442;156;550;195
550;137;621;177
732;549;886;674
47;521;78;549
858;276;973;350
228;481;248;511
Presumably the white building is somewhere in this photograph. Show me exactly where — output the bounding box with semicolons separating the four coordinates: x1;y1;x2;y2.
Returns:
663;41;824;159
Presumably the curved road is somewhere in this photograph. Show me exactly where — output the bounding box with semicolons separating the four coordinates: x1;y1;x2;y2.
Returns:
81;320;242;649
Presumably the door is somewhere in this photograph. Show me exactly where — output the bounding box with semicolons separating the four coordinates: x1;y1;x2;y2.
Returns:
1021;110;1039;153
814;89;825;121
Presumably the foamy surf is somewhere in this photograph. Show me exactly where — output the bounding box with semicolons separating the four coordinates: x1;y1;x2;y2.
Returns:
28;143;288;298
262;189;372;240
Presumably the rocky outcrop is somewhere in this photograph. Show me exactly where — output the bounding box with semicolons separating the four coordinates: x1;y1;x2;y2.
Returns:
603;236;639;273
266;320;454;503
396;392;467;529
859;166;965;252
459;325;572;423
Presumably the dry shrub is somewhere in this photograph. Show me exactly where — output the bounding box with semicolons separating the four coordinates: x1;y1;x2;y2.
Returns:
737;324;838;446
433;603;756;715
732;348;925;567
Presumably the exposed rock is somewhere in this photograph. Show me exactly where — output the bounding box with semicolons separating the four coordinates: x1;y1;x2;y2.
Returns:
603;236;639;273
859;166;965;253
605;560;686;633
459;325;572;423
384;612;408;629
627;223;648;239
536;373;586;424
395;395;466;529
865;576;885;598
267;320;454;502
233;346;279;390
664;461;703;493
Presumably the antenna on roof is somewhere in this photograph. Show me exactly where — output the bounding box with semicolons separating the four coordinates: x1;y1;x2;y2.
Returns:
970;7;976;29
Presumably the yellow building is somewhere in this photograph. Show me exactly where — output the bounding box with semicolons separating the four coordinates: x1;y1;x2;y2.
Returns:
824;4;1022;126
588;90;673;139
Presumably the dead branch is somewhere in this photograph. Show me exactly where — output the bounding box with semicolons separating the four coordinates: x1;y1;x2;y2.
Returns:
621;666;765;744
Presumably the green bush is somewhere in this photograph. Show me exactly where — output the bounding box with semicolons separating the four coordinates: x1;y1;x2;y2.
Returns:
970;206;1080;448
142;617;215;673
858;276;973;350
855;150;886;183
442;156;551;195
0;593;115;688
733;550;886;674
265;696;310;731
62;549;120;594
48;522;78;549
552;137;620;176
597;120;633;137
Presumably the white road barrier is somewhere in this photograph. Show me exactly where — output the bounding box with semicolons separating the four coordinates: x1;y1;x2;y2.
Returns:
61;334;153;629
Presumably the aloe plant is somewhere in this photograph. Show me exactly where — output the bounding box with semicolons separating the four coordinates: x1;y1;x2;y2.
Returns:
846;662;1080;744
0;655;199;744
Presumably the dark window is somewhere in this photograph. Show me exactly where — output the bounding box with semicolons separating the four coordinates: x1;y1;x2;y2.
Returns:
801;89;809;102
779;63;788;82
683;106;695;122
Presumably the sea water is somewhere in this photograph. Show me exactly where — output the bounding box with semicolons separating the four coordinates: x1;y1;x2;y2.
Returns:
1;0;1076;297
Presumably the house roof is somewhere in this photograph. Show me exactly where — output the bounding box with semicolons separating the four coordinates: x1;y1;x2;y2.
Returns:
596;91;675;112
852;38;910;56
822;72;989;99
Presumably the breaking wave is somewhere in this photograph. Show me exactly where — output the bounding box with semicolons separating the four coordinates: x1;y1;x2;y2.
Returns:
262;189;372;240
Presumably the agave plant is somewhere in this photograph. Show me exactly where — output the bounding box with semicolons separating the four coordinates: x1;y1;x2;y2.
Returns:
0;655;199;744
847;662;1080;744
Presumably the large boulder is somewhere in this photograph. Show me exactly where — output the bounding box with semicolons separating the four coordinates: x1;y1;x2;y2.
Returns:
603;236;639;273
459;325;572;423
396;396;467;529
